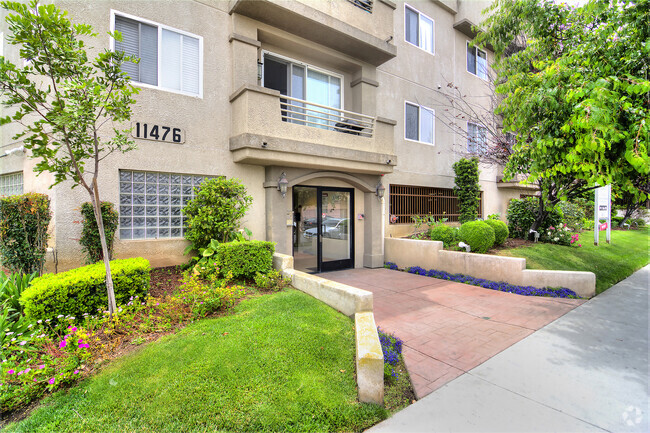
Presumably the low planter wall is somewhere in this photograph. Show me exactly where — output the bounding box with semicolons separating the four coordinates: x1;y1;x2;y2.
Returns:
273;253;384;405
384;238;596;298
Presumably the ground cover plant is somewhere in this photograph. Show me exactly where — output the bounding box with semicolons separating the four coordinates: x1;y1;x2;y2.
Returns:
377;329;415;412
496;228;650;294
3;290;388;433
1;265;248;418
383;262;580;299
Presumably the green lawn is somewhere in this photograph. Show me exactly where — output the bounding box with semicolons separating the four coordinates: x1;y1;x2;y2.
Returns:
497;228;649;294
5;290;387;432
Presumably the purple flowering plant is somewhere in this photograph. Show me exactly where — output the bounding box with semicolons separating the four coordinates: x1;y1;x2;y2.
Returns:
384;263;581;299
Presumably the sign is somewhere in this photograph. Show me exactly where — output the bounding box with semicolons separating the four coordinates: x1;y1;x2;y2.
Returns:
594;184;611;245
132;122;185;144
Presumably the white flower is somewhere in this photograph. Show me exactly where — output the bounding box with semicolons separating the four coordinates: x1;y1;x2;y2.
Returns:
554;237;559;241
57;315;63;318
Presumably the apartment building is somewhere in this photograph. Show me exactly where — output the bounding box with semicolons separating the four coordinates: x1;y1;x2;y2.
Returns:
0;0;528;274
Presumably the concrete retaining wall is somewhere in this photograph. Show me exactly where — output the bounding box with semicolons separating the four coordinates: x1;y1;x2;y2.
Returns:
273;253;384;404
384;238;596;298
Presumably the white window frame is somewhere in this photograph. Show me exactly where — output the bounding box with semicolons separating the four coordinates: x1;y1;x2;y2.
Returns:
404;4;435;55
466;41;488;80
0;171;24;196
405;101;435;145
110;10;203;98
260;50;345;109
467;121;488;154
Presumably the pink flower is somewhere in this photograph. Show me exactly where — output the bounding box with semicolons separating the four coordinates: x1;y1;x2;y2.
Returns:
74;370;79;374
33;378;38;382
7;370;14;375
79;343;90;349
549;226;555;230
59;340;67;349
578;244;582;247
68;326;77;332
78;339;84;344
38;364;45;369
48;377;55;385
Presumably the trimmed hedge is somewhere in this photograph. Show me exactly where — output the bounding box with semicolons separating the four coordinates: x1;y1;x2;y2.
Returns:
428;224;457;248
79;201;119;264
485;219;509;246
0;193;51;275
216;240;274;280
21;258;150;321
459;221;495;253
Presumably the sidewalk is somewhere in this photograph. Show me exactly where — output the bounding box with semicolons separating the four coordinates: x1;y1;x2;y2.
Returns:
368;265;649;433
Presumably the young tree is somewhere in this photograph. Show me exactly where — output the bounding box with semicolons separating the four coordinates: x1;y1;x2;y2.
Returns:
0;1;138;314
474;0;649;234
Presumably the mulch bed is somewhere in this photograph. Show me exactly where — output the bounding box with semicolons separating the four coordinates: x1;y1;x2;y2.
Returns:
149;266;185;298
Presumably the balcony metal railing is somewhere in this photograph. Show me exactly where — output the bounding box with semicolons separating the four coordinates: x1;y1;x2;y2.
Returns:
280;95;375;138
347;0;373;13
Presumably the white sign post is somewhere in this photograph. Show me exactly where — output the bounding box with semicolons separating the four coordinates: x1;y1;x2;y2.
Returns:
594;184;611;245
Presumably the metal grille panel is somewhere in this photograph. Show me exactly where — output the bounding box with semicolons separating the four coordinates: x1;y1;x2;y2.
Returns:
389;184;483;224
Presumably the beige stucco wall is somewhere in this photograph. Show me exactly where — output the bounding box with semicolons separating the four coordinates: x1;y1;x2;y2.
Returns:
1;0;523;274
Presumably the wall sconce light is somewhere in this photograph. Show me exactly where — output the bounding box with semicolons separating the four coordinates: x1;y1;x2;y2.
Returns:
375;181;385;199
277;172;289;198
257;60;263;81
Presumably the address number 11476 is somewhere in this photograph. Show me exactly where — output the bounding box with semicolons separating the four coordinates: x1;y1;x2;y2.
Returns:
132;122;185;144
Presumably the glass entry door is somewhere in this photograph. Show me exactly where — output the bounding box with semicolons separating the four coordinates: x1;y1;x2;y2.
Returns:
292;186;354;273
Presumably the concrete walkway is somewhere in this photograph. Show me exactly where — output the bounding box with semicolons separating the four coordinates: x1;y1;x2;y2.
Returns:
324;268;585;398
367;265;650;433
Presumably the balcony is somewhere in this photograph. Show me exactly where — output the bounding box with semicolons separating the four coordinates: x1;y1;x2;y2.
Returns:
228;0;396;66
229;85;396;174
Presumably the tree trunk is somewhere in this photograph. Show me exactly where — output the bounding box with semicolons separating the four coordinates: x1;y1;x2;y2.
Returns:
528;195;549;240
89;183;117;315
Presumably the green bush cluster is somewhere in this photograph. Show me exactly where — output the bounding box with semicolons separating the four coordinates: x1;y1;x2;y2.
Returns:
459;221;495;253
485;219;509;246
453;157;481;223
20;258;150;322
427;224;457;248
216;241;274;280
506;197;563;239
79;202;119;264
0;193;51;275
182;177;253;250
253;270;290;292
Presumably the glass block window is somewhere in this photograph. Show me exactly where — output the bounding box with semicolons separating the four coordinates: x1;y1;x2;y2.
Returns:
0;172;23;196
119;170;208;240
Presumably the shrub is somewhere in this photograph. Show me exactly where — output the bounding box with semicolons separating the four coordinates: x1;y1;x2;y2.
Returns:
0;193;51;275
558;201;586;231
632;218;646;227
20;258;150;322
506;197;564;239
485;219;509;246
216;241;274;280
79;202;119;264
427;224;457;248
542;225;577;246
458;221;495;253
453;157;481;223
183;177;253;250
254;270;290;292
0;271;38;322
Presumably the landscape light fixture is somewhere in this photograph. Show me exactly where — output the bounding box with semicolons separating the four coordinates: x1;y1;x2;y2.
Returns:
277;172;289;198
375;181;385;199
458;242;471;253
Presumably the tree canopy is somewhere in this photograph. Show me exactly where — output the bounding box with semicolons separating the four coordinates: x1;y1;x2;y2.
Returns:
475;0;649;215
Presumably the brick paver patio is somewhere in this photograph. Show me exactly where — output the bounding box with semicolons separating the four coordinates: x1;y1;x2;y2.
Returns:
323;268;586;399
